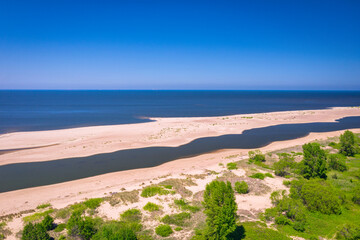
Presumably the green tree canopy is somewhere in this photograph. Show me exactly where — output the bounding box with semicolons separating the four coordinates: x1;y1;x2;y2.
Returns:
301;143;327;179
340;130;358;156
203;180;237;240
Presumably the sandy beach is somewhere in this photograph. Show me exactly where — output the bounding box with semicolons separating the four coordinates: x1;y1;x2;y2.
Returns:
0;107;359;216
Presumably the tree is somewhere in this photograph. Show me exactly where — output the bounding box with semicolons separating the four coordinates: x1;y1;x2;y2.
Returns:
328;154;348;172
203;180;237;240
22;222;51;240
301;143;327;179
274;153;296;177
340;130;358;156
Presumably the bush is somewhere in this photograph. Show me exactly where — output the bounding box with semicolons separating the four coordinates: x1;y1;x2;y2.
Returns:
155;224;173;237
66;211;96;240
203;181;237;239
275;215;292;225
234;181;249;194
83;198;103;210
161;212;191;226
36;203;51;209
120;209;142;223
274;153;296;177
226;162;238;170
290;179;342;215
336;224;360;240
301;143;327;179
41;215;54;231
250;173;265;180
140;186;172;197
328;154;348;172
143;202;160;212
283;180;291;187
352;185;360;205
54;223;66;232
92;222;137;240
340;130;359;156
248;150;265;162
22;223;51;240
265;173;274;178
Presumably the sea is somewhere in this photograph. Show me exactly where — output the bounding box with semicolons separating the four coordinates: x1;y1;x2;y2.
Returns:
1;90;360;134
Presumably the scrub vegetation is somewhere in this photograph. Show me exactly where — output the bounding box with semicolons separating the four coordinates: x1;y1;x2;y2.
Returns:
14;131;360;240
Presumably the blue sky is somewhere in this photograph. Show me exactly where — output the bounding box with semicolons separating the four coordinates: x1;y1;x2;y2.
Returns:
1;0;359;90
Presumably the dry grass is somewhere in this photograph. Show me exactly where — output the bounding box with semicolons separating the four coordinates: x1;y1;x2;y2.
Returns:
105;190;140;206
159;178;197;198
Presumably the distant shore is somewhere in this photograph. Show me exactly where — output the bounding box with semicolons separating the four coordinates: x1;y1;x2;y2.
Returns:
0;107;360;216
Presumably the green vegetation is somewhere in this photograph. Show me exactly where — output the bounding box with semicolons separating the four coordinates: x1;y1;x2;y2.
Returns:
41;215;54;231
155;224;173;237
83;198;103;210
54;223;66;232
175;227;183;231
328;154;348;172
274;153;296;177
120;209;142;223
301;143;327;179
143;202;161;212
22;223;51;240
36;203;51;209
234;181;249;194
203;180;237;239
92;221;137;240
174;199;201;213
250;172;265;179
340;130;359;156
140;185;174;197
66;211;96;239
226;162;238;170
23;209;54;223
161;212;191;226
248;150;266;162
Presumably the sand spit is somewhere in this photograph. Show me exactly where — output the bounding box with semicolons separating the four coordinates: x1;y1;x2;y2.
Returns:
0;107;359;217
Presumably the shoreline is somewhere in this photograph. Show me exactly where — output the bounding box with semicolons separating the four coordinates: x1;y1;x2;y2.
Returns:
0;107;359;216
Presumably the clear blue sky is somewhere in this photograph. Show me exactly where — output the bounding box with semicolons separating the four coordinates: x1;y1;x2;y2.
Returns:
1;0;359;90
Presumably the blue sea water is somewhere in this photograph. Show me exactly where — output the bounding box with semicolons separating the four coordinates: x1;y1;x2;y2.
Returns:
1;90;360;134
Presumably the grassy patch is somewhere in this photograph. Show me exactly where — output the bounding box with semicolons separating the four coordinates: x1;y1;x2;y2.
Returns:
241;222;291;240
83;198;103;210
159;178;196;198
54;223;66;232
174;199;201;213
106;190;139;206
161;212;191;226
36;203;51;209
23;209;54;223
143;202;161;212
227;162;238;170
249;173;265;180
120;209;142;223
140;185;174;198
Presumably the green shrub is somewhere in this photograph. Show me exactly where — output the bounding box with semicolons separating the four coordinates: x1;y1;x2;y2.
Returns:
155;224;173;237
175;227;183;231
234;181;249;194
41;215;54;231
250;173;265;180
226;162;237;170
336;224;360;240
274;153;296;177
54;223;66;232
92;222;137;240
328;154;348;172
66;211;96;240
301;143;327;179
58;236;66;240
143;202;160;212
22;209;54;223
352;185;360;205
283;180;291;187
248;150;265;162
140;186;173;197
275;215;292;225
290;179;342;215
83;198;103;210
174;199;200;213
329;141;341;149
161;184;173;189
22;223;51;240
161;212;191;226
265;173;274;178
120;209;142;223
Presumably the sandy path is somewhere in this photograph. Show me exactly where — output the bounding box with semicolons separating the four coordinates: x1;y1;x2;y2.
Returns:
0;107;359;216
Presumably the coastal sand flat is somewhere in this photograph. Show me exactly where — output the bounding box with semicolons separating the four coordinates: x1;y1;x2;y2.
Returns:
0;107;360;217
